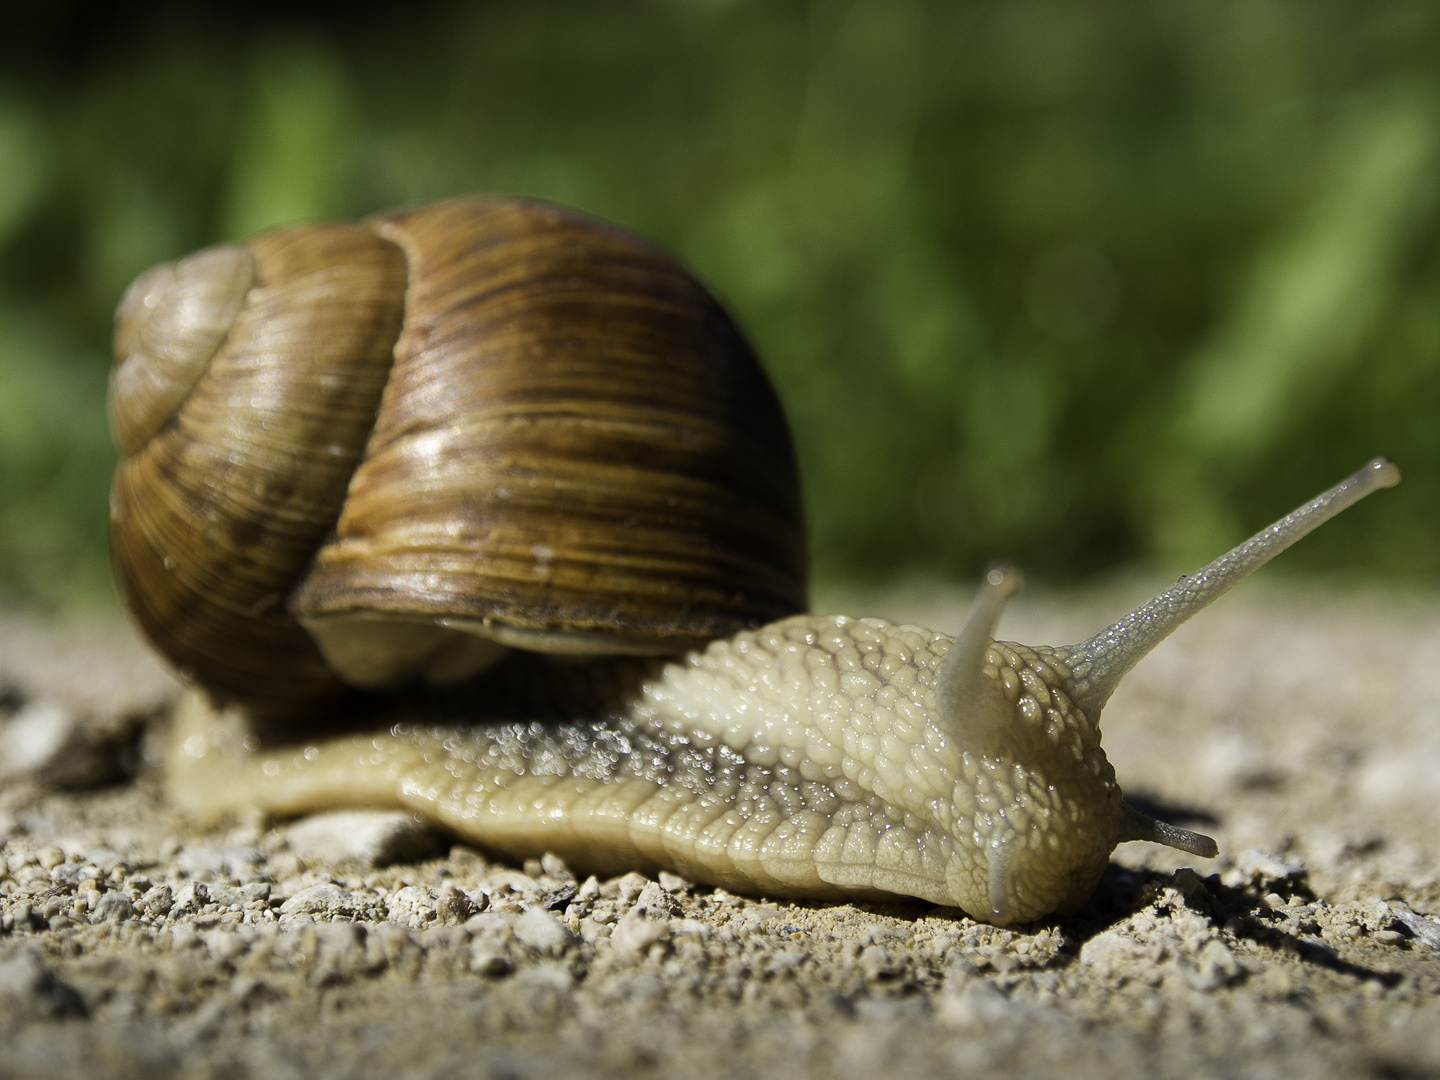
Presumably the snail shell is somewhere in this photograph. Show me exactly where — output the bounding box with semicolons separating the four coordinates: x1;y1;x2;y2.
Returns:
108;198;806;715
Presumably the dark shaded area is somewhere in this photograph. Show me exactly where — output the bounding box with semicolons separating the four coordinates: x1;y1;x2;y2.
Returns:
1122;793;1219;829
1077;863;1404;988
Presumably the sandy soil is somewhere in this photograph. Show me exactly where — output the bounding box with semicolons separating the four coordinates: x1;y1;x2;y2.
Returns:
0;583;1436;1080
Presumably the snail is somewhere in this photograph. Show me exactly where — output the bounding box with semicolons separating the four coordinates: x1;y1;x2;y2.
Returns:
108;197;1400;925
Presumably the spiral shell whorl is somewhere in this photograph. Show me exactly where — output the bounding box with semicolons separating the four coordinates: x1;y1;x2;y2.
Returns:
109;225;408;711
109;247;256;455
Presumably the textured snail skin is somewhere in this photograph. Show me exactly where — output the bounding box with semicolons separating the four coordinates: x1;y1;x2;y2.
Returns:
165;458;1400;925
170;615;1121;924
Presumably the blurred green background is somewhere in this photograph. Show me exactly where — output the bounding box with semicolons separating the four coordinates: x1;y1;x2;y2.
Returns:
1;0;1436;610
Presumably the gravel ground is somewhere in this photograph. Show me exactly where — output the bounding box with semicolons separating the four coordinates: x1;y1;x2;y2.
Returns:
0;583;1436;1080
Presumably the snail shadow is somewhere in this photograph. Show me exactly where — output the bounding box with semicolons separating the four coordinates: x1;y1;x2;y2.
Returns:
1119;793;1219;830
1067;862;1402;988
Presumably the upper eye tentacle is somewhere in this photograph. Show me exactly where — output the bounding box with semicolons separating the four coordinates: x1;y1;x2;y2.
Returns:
1058;457;1399;718
934;563;1021;755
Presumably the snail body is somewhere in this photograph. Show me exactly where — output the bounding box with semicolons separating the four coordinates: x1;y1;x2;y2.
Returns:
171;611;1122;922
108;199;1400;924
166;459;1397;924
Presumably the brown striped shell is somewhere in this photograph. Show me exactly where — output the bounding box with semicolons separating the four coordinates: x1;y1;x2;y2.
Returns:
108;198;807;716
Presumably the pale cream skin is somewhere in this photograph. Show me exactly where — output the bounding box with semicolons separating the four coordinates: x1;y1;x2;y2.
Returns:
168;460;1398;925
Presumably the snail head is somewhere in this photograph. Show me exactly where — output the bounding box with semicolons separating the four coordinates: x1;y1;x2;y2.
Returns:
931;458;1399;923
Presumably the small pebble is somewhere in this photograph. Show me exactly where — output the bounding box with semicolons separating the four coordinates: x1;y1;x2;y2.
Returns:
434;882;476;923
89;892;133;923
614;872;649;904
281;884;357;918
0;698;139;789
388;885;442;928
937;979;1013;1029
465;911;517;940
1079;930;1139;968
317;923;364;959
204;930;247;963
1389;910;1440;950
284;810;442;868
469;944;513;977
633;881;681;919
0;701;77;778
140;885;174;918
1189;940;1241;991
0;951;84;1018
657;871;690;893
208;885;246;909
611;909;669;962
172;882;209;915
858;945;901;980
513;908;573;956
1236;849;1306;881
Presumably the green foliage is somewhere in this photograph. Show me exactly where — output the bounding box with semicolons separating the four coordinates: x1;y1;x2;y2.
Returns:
2;0;1438;606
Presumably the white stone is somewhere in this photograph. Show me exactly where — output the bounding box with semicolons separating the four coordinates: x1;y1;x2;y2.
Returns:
1079;929;1139;967
0;951;49;997
0;701;75;778
633;881;681;918
1235;848;1306;881
1390;909;1440;949
284;810;440;868
0;951;82;1017
280;883;355;917
171;881;209;914
611;909;669;962
657;871;690;893
514;908;573;955
387;885;439;928
140;884;174;917
89;892;133;923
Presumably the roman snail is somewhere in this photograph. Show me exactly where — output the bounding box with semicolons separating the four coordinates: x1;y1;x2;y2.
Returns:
108;197;1400;925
